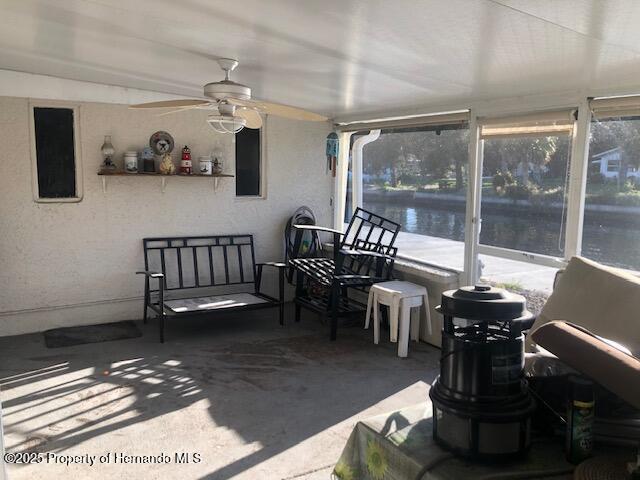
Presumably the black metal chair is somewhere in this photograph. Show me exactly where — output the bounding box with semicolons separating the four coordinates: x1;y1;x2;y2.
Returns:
289;207;401;340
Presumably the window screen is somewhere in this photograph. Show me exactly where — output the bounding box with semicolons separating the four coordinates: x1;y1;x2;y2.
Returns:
235;128;261;196
33;107;77;198
348;124;469;270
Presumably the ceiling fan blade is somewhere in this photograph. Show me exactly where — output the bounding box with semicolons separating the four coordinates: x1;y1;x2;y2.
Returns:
130;99;211;109
155;104;218;117
236;108;263;129
228;98;327;122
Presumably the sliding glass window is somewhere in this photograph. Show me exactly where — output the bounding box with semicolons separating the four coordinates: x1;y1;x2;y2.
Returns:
583;101;640;272
352;123;469;269
476;112;574;296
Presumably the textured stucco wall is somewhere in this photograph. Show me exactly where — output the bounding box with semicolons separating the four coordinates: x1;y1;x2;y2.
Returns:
0;97;332;336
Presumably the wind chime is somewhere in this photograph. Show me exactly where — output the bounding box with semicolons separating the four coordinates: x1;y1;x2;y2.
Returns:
325;132;339;177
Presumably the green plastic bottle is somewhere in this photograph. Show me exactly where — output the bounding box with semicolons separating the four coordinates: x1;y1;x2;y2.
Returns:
566;375;594;464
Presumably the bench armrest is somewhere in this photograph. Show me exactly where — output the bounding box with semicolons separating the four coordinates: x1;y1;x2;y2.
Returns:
293;224;344;236
136;270;164;278
255;263;286;302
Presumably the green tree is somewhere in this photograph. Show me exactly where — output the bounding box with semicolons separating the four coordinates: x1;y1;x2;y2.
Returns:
361;128;469;190
484;136;558;184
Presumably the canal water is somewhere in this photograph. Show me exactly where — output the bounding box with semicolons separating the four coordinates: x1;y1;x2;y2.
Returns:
363;201;640;271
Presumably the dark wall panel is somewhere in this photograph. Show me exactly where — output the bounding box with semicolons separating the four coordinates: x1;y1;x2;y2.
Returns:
235;128;261;196
33;107;76;198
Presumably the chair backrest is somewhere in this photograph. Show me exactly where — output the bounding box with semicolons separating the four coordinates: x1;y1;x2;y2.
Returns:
143;235;256;292
341;207;401;276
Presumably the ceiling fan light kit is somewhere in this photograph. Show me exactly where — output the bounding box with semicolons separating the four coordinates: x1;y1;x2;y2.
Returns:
130;58;327;133
207;114;247;134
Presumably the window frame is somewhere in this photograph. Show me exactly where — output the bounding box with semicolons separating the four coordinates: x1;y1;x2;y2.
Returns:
234;117;267;200
29;100;83;203
476;129;574;262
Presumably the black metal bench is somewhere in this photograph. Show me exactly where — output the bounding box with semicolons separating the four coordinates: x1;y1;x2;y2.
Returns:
137;235;285;342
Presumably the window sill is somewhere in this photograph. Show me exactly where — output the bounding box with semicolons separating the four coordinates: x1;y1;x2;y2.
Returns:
34;196;83;204
234;195;266;202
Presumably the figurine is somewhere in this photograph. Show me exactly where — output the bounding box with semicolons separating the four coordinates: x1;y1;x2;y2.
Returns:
180;145;192;175
212;157;223;175
159;153;175;175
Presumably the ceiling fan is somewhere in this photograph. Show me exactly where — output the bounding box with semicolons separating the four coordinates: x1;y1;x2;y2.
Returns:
130;58;328;133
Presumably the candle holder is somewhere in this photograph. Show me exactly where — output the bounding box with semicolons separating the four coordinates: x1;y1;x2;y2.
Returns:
100;135;117;172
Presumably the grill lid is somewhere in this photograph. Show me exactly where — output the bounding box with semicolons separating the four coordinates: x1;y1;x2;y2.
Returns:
437;284;532;322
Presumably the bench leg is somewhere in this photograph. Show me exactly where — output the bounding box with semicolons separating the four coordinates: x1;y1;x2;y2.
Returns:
159;313;165;343
142;278;149;324
159;288;165;343
278;267;285;326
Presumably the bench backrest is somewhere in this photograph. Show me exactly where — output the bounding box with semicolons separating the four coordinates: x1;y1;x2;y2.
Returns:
143;235;256;292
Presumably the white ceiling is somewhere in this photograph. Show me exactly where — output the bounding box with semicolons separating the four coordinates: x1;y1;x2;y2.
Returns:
2;0;640;120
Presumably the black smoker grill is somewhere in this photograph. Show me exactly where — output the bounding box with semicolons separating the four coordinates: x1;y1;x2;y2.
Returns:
429;285;537;460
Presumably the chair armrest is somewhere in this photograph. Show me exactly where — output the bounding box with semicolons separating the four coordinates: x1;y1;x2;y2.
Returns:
334;274;373;280
136;270;164;278
293;224;344;236
294;225;344;265
256;262;287;269
338;249;394;260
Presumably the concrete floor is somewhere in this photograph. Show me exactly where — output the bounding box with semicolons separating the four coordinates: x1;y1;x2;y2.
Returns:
0;306;440;480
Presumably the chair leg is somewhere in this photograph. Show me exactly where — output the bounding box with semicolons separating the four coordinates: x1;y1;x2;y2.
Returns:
330;283;338;341
295;270;303;323
143;304;148;324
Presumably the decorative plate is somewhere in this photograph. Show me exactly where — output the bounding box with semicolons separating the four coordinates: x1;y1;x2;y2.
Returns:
149;131;174;156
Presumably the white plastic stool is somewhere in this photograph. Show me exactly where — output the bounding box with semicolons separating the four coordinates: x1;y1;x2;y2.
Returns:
365;281;431;357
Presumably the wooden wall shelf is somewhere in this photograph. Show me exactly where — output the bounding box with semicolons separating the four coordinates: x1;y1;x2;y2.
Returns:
97;172;234;193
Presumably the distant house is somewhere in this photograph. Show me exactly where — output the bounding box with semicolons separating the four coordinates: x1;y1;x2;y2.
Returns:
591;147;640;179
